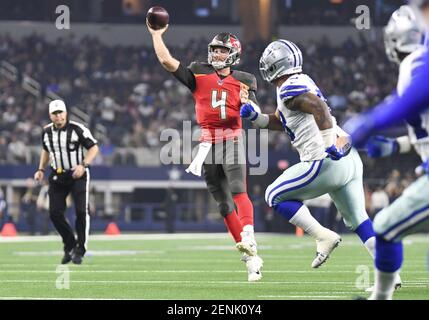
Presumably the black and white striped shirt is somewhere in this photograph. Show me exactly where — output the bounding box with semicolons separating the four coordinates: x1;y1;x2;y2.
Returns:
42;120;97;171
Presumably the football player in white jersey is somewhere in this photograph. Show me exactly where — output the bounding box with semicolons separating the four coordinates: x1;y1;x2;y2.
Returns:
239;39;393;282
361;3;428;300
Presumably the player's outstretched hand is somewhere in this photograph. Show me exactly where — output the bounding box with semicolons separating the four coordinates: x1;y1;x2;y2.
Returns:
146;19;169;36
366;136;399;158
240;103;258;121
325;144;345;161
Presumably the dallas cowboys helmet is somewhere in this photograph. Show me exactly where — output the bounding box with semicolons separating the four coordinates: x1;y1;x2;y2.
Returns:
259;40;303;83
384;5;426;64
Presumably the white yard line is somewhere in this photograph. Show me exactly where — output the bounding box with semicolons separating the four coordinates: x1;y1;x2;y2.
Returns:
0;233;251;242
0;279;356;284
13;250;165;256
0;269;428;275
1;233;427;243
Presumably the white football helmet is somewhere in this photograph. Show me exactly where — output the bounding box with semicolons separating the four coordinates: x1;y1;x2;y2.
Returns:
384;5;426;64
259;40;303;83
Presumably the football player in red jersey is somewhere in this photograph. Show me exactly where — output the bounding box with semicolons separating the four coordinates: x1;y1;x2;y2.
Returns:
147;21;263;281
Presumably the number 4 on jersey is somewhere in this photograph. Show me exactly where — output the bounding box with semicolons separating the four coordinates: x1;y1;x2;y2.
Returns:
211;90;227;120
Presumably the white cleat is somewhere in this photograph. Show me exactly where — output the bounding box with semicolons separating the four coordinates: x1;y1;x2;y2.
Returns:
311;230;342;268
242;254;263;282
236;230;257;256
365;274;402;293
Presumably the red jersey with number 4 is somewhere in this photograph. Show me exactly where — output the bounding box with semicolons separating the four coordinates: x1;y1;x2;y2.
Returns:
189;62;257;143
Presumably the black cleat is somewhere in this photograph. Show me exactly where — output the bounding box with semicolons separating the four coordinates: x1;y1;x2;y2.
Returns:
61;251;72;264
71;249;84;265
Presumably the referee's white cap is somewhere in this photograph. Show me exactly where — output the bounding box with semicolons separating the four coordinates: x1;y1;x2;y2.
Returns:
49;100;67;114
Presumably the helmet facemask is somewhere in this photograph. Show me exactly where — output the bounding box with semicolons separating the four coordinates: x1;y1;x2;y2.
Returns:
259;40;303;83
384;5;426;64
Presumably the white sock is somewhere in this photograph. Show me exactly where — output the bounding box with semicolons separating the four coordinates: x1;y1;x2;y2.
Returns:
369;269;399;300
289;205;327;238
242;225;254;233
364;236;375;259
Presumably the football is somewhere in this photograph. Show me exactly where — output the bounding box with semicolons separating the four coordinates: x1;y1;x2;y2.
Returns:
146;6;169;30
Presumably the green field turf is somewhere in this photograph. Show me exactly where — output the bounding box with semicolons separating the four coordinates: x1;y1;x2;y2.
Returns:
0;233;427;300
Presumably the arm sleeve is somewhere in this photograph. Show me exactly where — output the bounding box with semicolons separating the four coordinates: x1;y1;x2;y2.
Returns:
172;63;196;91
248;90;259;105
370;52;429;129
279;84;310;103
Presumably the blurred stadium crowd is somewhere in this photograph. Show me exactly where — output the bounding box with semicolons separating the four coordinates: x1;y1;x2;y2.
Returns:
1;32;420;213
0;33;399;164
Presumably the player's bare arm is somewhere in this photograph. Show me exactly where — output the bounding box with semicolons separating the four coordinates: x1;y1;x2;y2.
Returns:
287;92;333;130
287;92;349;156
267;111;286;131
147;20;180;72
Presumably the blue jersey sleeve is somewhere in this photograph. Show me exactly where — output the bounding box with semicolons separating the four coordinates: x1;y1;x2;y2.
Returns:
279;84;310;101
345;50;429;147
370;50;429;129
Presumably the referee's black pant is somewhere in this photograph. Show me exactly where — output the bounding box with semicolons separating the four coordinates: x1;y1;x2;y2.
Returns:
48;169;90;255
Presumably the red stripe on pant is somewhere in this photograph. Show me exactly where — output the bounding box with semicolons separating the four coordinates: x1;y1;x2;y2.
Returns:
233;192;254;227
224;210;242;243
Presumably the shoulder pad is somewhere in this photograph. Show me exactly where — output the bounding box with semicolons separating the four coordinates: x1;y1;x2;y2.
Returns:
232;71;257;91
188;62;215;75
279;74;310;101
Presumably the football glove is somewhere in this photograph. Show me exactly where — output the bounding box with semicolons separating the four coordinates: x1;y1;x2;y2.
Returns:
240;103;259;121
325;144;346;161
365;136;399;158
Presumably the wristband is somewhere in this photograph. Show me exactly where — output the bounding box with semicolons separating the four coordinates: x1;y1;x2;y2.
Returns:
254;113;269;128
320;127;336;148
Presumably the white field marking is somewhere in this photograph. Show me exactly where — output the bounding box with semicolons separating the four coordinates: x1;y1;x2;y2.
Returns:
1;269;429;275
2;280;429;288
13;250;165;256
0;280;358;284
401;285;428;288
258;295;348;299
175;245;274;251
0;233;277;243
1;233;428;243
260;291;360;296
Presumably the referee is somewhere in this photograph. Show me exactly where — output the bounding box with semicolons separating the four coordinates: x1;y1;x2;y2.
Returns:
34;100;99;265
